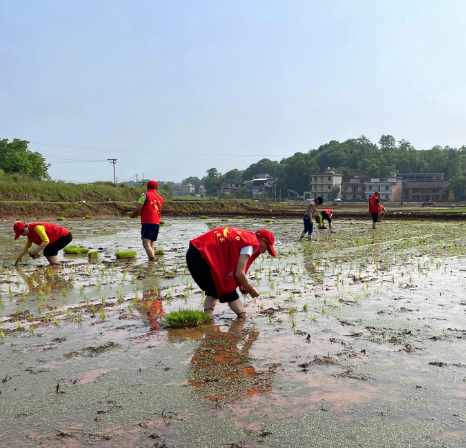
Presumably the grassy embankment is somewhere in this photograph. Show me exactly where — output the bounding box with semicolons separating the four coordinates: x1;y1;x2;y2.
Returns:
0;172;284;219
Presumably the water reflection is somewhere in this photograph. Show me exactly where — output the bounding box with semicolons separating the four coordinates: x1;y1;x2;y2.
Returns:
171;320;275;402
136;291;165;329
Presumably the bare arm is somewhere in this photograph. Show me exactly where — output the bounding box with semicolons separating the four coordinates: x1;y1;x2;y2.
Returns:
15;248;29;265
30;242;48;257
235;254;259;298
130;203;144;218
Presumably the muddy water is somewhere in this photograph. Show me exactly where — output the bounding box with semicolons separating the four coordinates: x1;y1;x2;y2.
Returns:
1;217;466;447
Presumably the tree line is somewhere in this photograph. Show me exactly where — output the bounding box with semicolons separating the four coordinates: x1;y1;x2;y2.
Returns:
3;136;466;200
181;135;466;199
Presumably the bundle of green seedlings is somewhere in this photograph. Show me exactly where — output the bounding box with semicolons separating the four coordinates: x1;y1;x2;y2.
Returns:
199;216;210;219
264;218;274;223
115;251;137;259
84;215;93;219
88;251;99;259
57;217;66;221
153;249;164;255
235;216;246;219
63;246;90;255
163;309;212;328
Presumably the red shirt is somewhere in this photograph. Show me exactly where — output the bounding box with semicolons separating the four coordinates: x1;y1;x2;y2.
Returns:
321;209;332;214
368;196;381;213
28;223;69;246
140;189;164;224
190;227;261;298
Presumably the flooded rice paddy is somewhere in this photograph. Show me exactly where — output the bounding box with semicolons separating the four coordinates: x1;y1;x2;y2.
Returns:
1;217;466;447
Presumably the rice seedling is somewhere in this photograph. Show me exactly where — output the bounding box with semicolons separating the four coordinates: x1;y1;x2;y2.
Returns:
88;251;99;260
64;246;90;255
153;249;165;255
115;251;137;259
54;320;60;327
98;308;106;320
235;216;246;219
57;217;66;221
290;318;296;327
309;314;317;322
77;314;82;324
264;219;274;223
84;216;93;219
163;309;212;328
160;219;165;225
199;216;210;219
0;330;4;338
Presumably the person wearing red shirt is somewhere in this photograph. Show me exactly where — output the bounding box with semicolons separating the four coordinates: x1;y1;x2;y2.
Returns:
131;180;164;261
318;208;334;232
14;222;72;266
368;191;382;229
187;227;277;319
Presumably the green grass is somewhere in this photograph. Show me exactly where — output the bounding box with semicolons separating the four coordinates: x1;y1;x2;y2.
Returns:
199;216;210;219
84;215;93;219
115;251;137;259
163;309;212;328
88;251;99;259
413;208;466;213
57;217;66;221
153;249;164;255
235;216;246;219
63;245;90;254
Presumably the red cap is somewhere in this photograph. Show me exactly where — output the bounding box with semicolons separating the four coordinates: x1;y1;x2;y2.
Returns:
256;229;277;257
147;180;158;189
375;191;380;196
14;222;26;240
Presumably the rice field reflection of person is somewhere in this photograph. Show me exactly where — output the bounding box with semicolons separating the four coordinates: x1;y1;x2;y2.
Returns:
130;180;164;262
299;196;323;242
14;222;72;266
137;291;165;330
170;320;274;401
187;227;277;318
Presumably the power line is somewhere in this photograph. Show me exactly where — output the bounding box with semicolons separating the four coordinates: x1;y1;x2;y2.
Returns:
30;141;292;157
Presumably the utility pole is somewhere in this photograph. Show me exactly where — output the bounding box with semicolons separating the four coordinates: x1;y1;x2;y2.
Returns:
135;173;139;185
108;159;118;184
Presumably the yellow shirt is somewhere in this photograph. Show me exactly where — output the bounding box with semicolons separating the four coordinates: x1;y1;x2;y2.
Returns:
24;225;49;250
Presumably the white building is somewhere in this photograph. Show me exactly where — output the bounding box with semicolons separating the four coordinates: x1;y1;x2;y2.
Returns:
180;183;195;195
199;185;206;197
245;173;276;198
303;169;342;200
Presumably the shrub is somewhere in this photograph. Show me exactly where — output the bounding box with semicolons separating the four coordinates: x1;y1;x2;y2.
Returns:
199;216;210;219
163;309;212;328
153;249;164;255
64;245;90;254
57;217;66;221
84;216;93;219
115;251;137;259
235;216;246;219
88;251;99;259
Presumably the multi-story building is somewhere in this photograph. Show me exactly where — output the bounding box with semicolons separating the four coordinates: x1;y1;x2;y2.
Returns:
216;178;241;196
399;173;452;202
340;177;366;200
364;177;403;202
245;173;276;199
199;185;206;197
303;169;342;200
180;183;195;195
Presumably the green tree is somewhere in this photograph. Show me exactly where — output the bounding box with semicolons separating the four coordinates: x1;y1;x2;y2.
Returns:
223;169;243;180
446;175;466;201
0;138;50;180
181;176;202;193
235;186;248;199
203;168;222;195
379;135;396;149
330;184;340;198
160;183;173;200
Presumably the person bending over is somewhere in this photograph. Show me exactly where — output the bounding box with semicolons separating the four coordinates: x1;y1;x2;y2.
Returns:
14;222;72;266
186;227;276;319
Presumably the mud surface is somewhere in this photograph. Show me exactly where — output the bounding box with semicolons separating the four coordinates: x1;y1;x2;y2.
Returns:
1;217;466;447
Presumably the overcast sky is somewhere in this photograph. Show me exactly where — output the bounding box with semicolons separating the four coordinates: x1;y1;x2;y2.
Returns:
1;0;466;183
